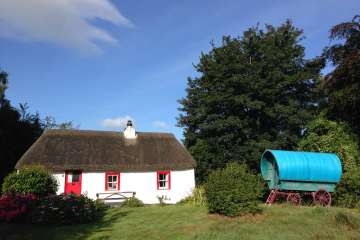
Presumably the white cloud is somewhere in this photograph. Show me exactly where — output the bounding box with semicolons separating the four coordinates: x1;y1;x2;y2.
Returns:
152;121;169;130
100;115;134;129
0;0;132;52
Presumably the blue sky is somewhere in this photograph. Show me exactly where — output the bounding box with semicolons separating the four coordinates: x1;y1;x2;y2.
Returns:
0;0;359;140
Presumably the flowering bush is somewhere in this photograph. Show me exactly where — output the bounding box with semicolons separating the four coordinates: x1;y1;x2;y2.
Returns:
0;193;37;222
1;166;105;224
0;193;106;224
29;194;107;224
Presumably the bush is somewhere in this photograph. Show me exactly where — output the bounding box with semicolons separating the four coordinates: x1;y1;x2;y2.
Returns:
0;192;106;224
2;165;58;197
0;193;37;223
298;117;360;172
178;186;207;207
334;167;360;208
121;197;144;207
204;162;264;217
29;194;107;224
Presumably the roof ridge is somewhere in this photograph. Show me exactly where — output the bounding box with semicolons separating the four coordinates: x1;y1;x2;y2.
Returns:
44;129;174;136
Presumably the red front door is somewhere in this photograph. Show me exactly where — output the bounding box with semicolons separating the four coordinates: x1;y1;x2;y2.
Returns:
65;170;82;195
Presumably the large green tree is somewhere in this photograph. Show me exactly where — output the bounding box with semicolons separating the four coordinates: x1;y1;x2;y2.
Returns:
178;21;324;181
322;15;360;137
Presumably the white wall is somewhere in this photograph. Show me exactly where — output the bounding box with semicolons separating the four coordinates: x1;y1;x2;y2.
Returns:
53;169;195;204
53;173;64;194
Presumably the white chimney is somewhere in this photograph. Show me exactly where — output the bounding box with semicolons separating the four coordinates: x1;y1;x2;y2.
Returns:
123;120;137;139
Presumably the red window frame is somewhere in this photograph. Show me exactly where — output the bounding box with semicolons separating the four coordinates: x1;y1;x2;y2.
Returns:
157;171;171;190
105;172;120;191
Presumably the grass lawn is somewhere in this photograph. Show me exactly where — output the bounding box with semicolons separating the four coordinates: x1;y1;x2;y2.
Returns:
1;204;360;240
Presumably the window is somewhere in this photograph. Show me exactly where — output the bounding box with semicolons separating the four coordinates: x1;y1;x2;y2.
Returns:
105;172;120;191
157;171;171;190
67;171;80;183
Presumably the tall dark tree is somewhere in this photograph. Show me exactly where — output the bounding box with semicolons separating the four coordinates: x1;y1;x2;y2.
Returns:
0;70;8;99
322;15;360;138
0;101;43;185
178;21;324;181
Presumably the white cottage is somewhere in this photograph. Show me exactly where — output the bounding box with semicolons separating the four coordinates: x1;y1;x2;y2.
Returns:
15;121;196;204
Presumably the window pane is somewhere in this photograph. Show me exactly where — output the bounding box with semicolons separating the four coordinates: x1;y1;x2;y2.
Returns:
159;173;165;180
68;174;73;183
72;173;80;182
159;181;166;188
108;175;117;183
108;182;115;190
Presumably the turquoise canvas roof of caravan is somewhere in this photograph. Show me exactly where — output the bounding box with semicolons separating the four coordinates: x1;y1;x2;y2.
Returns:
260;150;342;192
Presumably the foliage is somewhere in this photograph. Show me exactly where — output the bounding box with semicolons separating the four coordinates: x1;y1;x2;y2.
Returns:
43;116;76;130
322;15;360;138
0;97;43;185
178;21;324;181
178;186;207;207
298;116;360;172
298;117;360;207
0;193;106;224
121;197;144;207
0;70;7;100
2;165;58;197
334;167;360;208
204;162;264;217
28;194;106;224
0;193;37;223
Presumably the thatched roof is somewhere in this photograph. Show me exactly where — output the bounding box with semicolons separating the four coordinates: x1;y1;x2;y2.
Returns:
15;129;196;172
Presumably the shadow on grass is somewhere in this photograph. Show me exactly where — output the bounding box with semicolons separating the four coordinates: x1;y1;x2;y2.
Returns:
0;209;130;240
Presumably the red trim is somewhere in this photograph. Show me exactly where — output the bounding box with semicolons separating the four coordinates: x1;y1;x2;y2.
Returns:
105;172;120;191
157;171;171;190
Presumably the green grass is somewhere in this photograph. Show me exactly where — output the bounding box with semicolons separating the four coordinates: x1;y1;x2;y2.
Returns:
1;204;360;240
